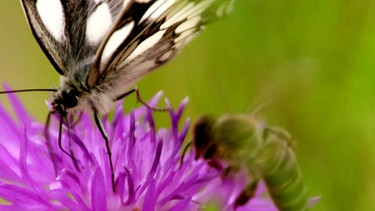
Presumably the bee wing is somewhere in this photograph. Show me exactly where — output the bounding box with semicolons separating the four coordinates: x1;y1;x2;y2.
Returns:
87;0;234;94
19;0;129;75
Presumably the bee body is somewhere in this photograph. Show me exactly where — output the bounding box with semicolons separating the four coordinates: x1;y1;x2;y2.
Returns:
193;114;309;210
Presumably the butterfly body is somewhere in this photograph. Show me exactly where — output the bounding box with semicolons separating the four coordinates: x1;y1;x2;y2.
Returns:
51;77;111;115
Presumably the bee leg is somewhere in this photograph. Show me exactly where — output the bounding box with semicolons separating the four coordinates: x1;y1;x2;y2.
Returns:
208;159;226;171
235;180;259;208
179;142;192;165
222;165;241;178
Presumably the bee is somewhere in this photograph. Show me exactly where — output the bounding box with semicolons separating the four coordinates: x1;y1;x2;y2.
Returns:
193;114;309;210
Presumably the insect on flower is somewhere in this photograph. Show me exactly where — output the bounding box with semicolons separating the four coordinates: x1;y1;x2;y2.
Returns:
0;0;234;192
192;114;310;210
0;92;283;210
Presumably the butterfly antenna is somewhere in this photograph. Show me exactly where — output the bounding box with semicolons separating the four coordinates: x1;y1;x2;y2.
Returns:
93;110;116;193
0;88;57;94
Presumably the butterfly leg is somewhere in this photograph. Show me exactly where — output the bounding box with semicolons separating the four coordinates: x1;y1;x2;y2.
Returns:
63;115;81;171
45;112;58;175
69;112;83;128
93;110;116;193
115;88;170;111
57;114;81;169
45;112;81;175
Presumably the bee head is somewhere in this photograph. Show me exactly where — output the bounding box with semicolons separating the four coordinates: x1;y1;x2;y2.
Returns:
193;114;261;163
193;115;218;160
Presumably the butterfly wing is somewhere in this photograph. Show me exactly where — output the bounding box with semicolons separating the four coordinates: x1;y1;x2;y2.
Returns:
21;0;233;97
19;0;128;76
87;0;234;96
20;0;67;75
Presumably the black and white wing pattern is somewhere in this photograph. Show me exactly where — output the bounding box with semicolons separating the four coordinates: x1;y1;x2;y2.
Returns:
89;0;235;93
20;0;234;114
20;0;128;77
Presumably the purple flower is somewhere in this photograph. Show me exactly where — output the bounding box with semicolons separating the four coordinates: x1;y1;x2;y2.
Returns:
0;91;277;210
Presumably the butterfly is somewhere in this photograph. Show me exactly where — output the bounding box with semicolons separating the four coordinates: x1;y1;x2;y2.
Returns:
17;0;234;192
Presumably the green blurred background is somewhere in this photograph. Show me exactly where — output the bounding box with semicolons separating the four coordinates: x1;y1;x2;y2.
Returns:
1;1;375;210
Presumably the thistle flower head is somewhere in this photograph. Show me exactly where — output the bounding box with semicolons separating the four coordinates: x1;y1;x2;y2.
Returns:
0;91;278;210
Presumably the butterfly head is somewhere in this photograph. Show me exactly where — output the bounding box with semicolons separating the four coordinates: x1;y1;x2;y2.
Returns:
52;87;80;115
51;74;116;115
